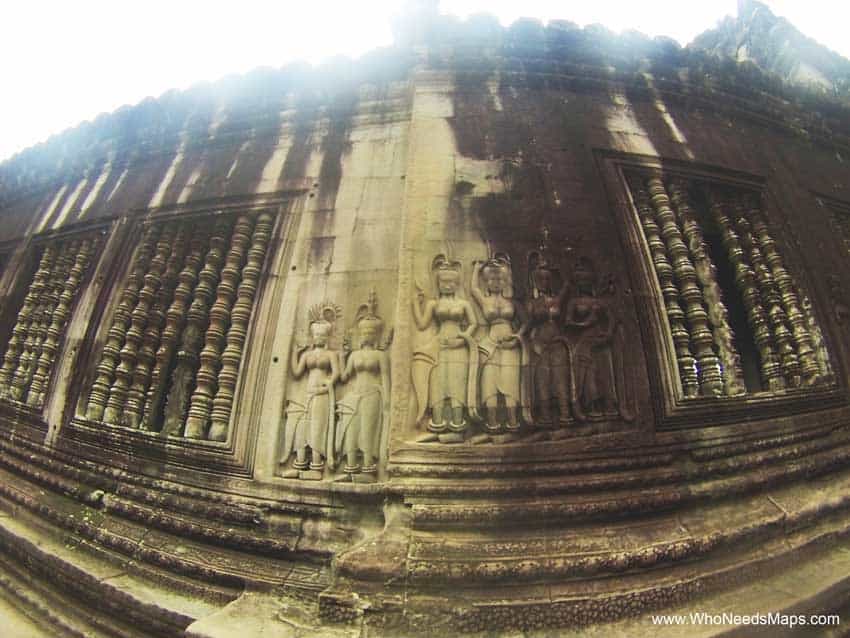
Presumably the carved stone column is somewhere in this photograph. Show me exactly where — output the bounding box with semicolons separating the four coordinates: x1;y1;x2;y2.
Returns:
748;209;821;385
11;240;77;402
710;194;784;391
643;176;699;397
668;180;745;396
665;180;725;396
0;245;57;398
141;228;210;431
735;209;800;388
209;212;273;442
185;214;254;440
162;216;231;436
87;225;160;421
28;237;98;407
125;222;191;427
104;223;177;424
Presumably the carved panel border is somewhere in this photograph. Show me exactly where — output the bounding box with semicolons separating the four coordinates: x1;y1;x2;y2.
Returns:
60;193;296;478
597;151;844;429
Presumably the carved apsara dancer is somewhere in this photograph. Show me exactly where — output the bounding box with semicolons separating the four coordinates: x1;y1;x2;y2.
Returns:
525;249;571;431
470;256;530;435
335;291;390;482
280;303;341;479
411;255;478;442
564;258;634;422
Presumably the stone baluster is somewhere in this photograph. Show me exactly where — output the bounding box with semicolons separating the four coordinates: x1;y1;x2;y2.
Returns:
645;176;701;397
664;179;725;396
162;216;232;436
0;245;57;399
141;228;210;431
749;209;821;385
10;240;77;401
710;193;784;391
124;222;190;427
86;225;160;421
27;236;98;407
208;212;273;441
735;206;800;388
630;178;698;397
185;214;254;439
104;223;176;424
668;180;745;396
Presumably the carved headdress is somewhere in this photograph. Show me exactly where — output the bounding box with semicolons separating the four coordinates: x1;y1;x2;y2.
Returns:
527;226;561;298
307;301;342;338
431;254;463;293
572;256;596;294
354;289;384;342
481;252;513;298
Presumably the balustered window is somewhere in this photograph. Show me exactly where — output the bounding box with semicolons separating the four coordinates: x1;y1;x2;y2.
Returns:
624;171;833;400
0;230;104;408
83;209;274;443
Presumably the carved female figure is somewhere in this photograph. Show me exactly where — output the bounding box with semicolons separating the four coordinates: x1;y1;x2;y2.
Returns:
335;292;390;482
563;258;633;421
412;255;478;442
280;303;341;479
525;251;571;430
471;256;530;435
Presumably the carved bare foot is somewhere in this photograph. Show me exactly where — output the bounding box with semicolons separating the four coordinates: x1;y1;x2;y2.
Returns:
438;432;465;444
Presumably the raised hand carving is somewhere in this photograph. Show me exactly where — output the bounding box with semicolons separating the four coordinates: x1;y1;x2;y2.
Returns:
335;291;390;482
471;255;529;441
280;302;342;480
411;255;479;444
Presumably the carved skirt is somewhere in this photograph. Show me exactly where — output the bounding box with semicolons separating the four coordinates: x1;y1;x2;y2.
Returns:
429;342;469;408
479;338;521;403
285;391;331;456
336;386;383;460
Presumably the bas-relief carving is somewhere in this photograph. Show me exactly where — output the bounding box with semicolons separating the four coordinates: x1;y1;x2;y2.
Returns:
408;235;636;446
279;293;391;481
280;303;342;480
411;255;479;443
336;292;390;483
471;256;529;440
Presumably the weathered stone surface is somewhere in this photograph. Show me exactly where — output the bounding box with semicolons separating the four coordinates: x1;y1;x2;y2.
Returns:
0;4;850;636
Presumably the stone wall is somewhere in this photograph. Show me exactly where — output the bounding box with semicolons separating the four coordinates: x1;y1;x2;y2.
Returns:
0;13;850;635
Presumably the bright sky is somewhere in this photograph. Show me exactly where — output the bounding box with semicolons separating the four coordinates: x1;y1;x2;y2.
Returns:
1;1;846;162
